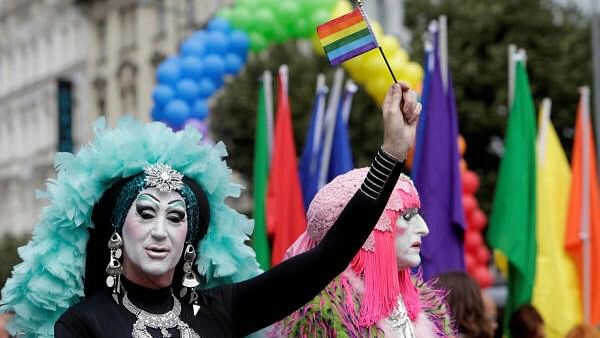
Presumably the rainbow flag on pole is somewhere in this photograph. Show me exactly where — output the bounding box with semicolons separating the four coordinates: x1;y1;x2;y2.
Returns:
317;8;378;66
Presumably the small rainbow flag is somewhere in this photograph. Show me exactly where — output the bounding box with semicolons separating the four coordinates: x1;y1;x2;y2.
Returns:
317;8;378;66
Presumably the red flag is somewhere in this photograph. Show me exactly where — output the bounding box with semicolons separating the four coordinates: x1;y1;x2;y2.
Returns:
566;88;600;325
267;66;307;265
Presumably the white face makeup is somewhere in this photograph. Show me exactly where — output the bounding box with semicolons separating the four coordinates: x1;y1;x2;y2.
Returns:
122;187;188;287
395;208;429;269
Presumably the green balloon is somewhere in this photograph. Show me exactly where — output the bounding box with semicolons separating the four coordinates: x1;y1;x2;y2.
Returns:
217;7;232;20
293;19;311;38
229;7;252;30
249;32;269;52
311;9;331;28
277;1;300;29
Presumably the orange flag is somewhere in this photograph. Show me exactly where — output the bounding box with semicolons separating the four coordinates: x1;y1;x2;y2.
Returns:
565;87;600;325
267;65;308;265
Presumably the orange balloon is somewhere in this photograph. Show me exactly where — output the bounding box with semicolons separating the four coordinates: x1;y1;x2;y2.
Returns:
458;135;466;156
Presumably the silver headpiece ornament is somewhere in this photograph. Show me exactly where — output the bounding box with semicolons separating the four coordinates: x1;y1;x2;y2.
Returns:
144;164;184;192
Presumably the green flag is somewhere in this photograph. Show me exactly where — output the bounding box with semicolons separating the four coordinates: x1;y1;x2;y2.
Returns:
253;79;271;270
487;61;537;334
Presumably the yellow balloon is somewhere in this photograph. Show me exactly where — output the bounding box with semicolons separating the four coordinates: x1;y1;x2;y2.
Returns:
389;49;409;75
403;61;425;84
330;0;353;18
379;35;400;56
370;21;384;41
311;33;325;56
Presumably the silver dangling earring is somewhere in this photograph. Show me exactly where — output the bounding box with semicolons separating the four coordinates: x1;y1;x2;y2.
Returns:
180;243;201;315
105;230;123;304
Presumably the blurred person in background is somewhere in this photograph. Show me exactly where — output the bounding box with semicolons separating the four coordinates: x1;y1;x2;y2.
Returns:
481;290;499;336
509;304;545;338
565;323;600;338
433;271;494;338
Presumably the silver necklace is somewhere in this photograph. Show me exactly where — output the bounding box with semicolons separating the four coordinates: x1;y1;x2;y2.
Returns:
386;297;416;338
122;291;201;338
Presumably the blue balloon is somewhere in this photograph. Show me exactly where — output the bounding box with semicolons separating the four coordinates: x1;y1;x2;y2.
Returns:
151;107;165;121
197;78;217;98
164;100;191;128
156;61;180;85
181;56;204;79
181;38;205;57
191;100;209;120
176;79;200;102
225;54;243;75
152;85;175;106
205;31;228;55
229;31;250;57
192;30;209;42
208;17;231;33
203;54;226;82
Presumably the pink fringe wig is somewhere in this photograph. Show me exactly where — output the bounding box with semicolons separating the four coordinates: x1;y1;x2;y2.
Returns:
285;168;421;327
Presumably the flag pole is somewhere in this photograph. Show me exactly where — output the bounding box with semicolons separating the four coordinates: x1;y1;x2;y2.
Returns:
357;0;398;83
580;86;592;323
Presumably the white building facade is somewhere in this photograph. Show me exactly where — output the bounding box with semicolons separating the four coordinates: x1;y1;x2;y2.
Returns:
0;0;91;236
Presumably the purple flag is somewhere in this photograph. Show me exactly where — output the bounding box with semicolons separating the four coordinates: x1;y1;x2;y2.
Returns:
413;46;466;280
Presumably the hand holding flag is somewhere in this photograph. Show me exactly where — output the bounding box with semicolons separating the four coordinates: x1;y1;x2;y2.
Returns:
382;83;421;160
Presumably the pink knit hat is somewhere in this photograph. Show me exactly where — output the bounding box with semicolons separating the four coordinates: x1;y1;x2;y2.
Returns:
285;167;422;326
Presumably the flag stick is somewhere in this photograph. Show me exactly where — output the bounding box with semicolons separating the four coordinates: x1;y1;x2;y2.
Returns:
357;0;398;83
378;46;398;83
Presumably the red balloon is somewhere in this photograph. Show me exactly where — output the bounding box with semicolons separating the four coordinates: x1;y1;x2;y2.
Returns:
462;194;478;214
465;253;476;274
469;208;488;231
475;245;490;265
465;230;483;251
474;266;494;288
462;170;480;194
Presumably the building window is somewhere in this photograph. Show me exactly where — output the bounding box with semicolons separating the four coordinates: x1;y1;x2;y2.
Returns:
119;5;136;51
117;62;138;116
96;18;107;63
186;0;195;28
93;77;107;117
156;0;167;37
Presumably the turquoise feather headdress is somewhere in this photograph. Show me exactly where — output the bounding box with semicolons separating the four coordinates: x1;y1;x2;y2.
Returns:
0;117;262;337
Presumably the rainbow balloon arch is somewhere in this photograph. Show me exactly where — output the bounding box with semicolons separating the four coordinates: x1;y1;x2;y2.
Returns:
150;0;424;130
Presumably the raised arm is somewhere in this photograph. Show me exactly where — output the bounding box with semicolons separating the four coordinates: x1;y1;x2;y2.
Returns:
230;83;421;336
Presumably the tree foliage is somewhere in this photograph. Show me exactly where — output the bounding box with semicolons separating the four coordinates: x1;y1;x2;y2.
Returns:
0;233;29;289
405;0;592;212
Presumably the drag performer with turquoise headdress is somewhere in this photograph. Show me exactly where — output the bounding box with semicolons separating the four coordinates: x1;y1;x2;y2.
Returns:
0;83;421;338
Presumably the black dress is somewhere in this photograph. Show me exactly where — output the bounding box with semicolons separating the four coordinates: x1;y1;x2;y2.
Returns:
55;158;403;338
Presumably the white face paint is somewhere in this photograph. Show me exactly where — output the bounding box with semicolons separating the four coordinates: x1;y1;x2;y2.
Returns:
122;187;188;286
395;208;429;269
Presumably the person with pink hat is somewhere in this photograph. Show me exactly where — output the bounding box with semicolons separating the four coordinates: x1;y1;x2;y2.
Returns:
271;169;456;337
